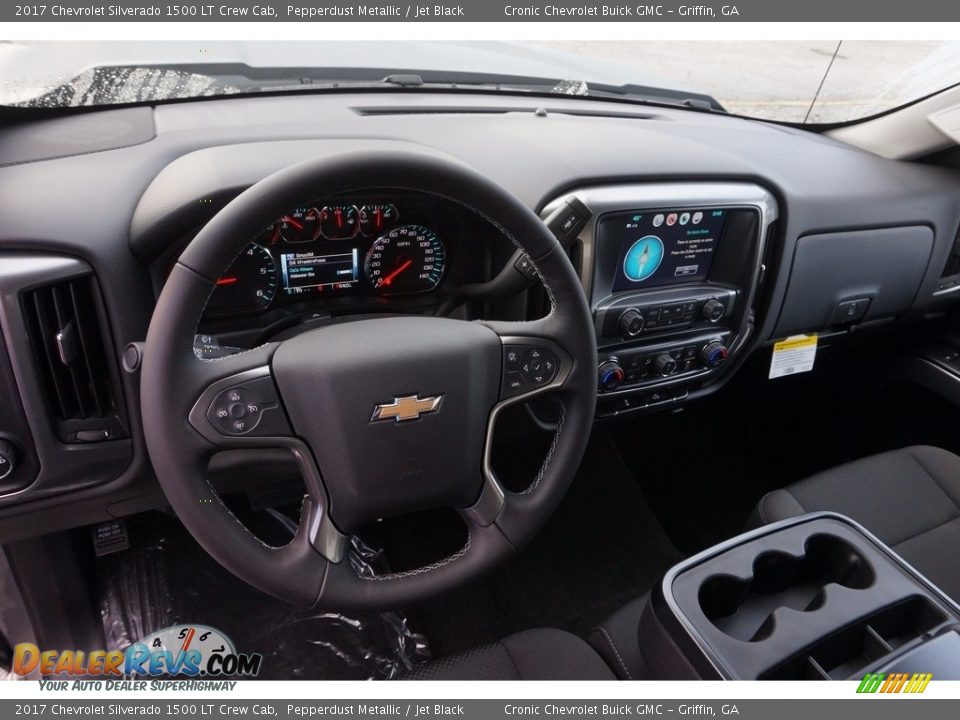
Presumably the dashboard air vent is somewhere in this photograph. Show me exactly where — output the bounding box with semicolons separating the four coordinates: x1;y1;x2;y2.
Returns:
21;276;127;442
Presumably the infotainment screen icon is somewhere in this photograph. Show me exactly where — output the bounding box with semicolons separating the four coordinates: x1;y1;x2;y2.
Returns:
623;235;665;282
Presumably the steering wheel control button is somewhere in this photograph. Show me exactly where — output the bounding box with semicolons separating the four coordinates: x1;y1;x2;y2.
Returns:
514;253;540;280
502;372;526;398
500;344;560;397
205;376;289;437
521;347;558;386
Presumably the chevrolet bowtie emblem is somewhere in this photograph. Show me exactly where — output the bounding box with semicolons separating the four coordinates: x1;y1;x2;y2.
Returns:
371;394;443;423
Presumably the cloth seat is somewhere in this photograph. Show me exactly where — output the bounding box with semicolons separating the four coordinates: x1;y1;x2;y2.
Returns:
402;628;617;680
752;445;960;602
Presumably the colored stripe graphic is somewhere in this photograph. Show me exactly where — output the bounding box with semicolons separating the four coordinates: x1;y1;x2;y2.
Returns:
857;672;932;694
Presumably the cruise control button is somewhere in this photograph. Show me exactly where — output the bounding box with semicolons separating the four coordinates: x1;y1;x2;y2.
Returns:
514;254;540;280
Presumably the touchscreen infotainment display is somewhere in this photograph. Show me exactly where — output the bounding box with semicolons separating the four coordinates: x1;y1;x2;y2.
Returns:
610;208;727;291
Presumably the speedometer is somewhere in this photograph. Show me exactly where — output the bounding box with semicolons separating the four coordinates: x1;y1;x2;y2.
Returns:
363;225;446;295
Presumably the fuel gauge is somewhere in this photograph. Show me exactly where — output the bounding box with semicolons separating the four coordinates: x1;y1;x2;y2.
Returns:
320;205;359;240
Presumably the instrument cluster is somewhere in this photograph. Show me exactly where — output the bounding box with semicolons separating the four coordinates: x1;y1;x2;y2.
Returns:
202;197;453;318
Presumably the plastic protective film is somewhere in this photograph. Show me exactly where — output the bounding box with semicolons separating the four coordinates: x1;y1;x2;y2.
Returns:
97;511;430;680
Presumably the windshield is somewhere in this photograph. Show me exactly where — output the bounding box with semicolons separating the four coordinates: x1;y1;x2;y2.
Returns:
2;40;960;125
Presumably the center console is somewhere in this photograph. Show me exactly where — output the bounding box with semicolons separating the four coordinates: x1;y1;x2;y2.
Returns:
541;183;777;419
639;513;960;680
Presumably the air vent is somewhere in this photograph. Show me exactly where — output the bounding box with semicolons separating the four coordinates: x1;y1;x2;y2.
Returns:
21;275;128;443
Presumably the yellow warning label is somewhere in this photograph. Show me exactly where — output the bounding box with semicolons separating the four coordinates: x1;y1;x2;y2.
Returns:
773;336;818;352
769;334;818;379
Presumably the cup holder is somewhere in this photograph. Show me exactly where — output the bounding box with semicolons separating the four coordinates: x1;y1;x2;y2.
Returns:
698;534;875;642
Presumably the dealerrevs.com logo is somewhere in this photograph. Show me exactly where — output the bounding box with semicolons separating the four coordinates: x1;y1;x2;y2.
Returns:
13;625;263;678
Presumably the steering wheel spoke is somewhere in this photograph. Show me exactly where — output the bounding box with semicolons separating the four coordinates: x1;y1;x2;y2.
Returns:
186;350;289;448
184;346;348;563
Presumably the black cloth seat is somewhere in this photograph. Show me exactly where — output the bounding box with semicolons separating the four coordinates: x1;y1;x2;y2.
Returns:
752;445;960;602
403;628;617;680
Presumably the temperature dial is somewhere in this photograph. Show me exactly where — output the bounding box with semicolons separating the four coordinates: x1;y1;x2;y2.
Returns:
700;341;729;368
598;360;625;391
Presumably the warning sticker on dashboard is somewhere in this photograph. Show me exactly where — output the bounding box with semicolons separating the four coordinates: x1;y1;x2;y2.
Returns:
769;335;818;379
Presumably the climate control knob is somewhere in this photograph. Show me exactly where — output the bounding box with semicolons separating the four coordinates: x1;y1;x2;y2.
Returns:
0;439;17;480
598;360;625;391
618;308;645;338
702;298;725;323
700;341;729;368
653;353;677;377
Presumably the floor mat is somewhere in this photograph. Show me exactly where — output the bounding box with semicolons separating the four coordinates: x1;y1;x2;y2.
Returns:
96;510;429;680
401;429;682;657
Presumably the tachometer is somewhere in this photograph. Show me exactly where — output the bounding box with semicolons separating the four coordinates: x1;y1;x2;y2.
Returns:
204;243;278;315
364;225;446;295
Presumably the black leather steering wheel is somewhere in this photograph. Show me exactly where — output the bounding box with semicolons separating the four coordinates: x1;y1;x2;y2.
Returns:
141;151;597;609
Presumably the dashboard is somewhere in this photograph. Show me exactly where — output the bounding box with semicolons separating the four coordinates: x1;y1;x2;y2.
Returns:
3;89;960;538
202;195;462;318
160;192;510;345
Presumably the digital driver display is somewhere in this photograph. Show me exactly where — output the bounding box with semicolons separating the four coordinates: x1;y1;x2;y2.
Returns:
610;208;727;291
280;248;359;295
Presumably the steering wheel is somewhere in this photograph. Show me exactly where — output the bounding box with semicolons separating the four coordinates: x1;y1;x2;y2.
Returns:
141;151;597;610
